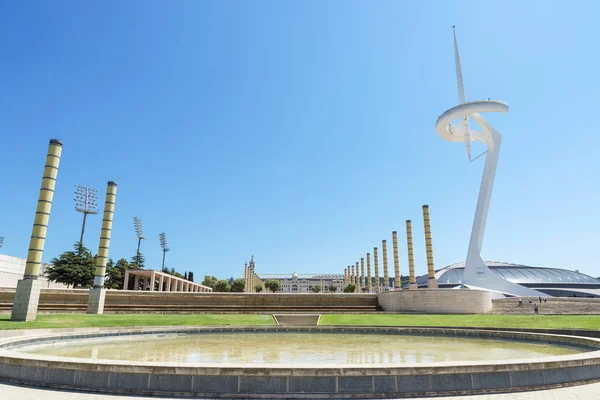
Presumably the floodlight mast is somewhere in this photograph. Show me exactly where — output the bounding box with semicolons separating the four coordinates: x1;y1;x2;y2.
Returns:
435;27;544;297
74;185;99;246
0;237;4;249
159;232;170;271
133;217;145;255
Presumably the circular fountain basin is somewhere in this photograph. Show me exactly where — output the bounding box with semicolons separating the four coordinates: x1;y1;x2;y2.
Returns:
1;326;600;398
16;331;584;365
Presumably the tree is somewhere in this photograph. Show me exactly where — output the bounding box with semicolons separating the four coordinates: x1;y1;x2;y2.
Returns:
188;271;194;282
184;271;188;280
328;285;337;293
45;242;96;288
311;286;321;293
105;258;130;289
343;283;356;293
255;284;263;293
230;278;245;292
130;251;145;270
202;275;218;289
214;280;230;292
264;279;281;293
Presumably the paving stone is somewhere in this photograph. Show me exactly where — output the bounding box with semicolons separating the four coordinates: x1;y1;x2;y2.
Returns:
239;376;286;393
431;373;473;391
193;375;238;393
397;374;431;393
374;376;396;393
338;376;372;393
288;376;336;393
473;371;511;389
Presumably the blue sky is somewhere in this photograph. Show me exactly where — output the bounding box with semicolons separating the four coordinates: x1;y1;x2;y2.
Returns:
1;1;599;280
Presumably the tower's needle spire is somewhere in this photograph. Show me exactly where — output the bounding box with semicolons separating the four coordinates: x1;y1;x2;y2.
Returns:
453;25;466;105
453;26;471;161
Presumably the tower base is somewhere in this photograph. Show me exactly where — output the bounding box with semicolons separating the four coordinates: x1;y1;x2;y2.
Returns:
11;279;43;322
87;287;107;314
427;278;439;289
408;283;418;290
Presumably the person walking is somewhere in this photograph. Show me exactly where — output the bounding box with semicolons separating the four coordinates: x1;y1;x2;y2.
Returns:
543;296;547;303
534;303;539;314
518;297;522;307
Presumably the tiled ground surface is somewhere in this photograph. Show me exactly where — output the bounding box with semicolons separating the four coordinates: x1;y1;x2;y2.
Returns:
1;381;599;399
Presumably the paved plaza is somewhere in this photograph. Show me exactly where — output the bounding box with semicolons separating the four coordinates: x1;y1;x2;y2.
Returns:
1;381;599;400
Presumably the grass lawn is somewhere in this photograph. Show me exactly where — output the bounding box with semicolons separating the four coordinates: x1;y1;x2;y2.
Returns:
2;313;598;331
0;314;276;330
318;314;600;330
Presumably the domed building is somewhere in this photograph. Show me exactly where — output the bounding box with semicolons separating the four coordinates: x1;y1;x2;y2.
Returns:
414;261;600;298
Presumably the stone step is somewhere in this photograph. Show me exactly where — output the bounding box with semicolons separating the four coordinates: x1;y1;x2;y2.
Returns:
273;314;320;326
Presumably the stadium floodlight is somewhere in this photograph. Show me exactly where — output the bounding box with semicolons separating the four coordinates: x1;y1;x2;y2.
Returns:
74;185;99;245
0;237;4;249
133;216;146;254
159;232;170;271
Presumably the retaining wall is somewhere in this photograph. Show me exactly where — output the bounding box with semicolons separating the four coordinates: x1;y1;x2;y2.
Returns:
377;289;493;314
0;289;379;313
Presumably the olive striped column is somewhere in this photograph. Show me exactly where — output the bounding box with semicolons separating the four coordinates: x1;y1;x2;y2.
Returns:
87;181;117;315
360;258;365;290
24;139;63;279
406;220;417;289
392;231;401;289
382;240;389;290
11;139;62;322
373;247;380;293
355;262;359;292
423;205;438;288
366;253;372;292
93;182;117;288
350;265;355;289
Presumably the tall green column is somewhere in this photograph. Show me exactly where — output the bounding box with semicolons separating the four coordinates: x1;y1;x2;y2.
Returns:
423;205;438;288
366;253;372;292
11;139;63;322
355;262;359;292
360;258;365;290
88;181;118;314
382;240;389;290
406;220;418;289
392;231;401;290
374;247;380;293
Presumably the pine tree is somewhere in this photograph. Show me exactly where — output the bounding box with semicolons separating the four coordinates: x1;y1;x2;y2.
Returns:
105;258;130;289
188;272;194;282
130;251;145;270
45;242;96;288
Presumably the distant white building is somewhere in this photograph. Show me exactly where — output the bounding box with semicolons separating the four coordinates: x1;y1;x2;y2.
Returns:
0;254;68;289
258;272;345;293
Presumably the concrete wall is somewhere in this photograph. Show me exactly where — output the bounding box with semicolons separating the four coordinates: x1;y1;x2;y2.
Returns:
1;288;493;314
377;289;492;314
0;254;67;289
0;289;378;312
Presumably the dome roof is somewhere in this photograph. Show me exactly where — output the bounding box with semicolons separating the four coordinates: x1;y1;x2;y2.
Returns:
415;261;600;286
